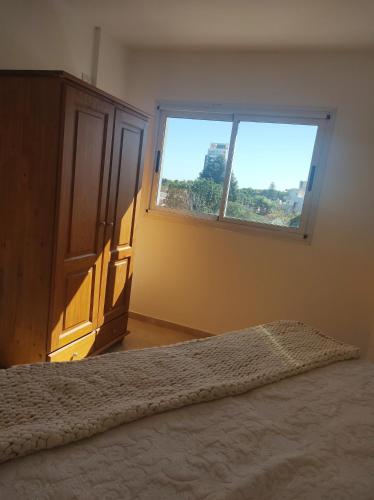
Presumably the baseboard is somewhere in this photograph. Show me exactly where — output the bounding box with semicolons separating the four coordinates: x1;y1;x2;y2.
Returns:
128;311;213;339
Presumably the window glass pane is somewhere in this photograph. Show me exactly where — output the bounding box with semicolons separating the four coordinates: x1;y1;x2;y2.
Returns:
158;117;232;216
225;121;318;228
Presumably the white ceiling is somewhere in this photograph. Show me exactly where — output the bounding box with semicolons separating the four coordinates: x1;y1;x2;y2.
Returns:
68;0;374;50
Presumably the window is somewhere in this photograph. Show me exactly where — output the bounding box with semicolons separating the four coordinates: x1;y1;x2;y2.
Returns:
151;103;333;239
157;117;232;216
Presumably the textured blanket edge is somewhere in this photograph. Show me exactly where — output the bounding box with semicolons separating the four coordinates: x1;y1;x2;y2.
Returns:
0;320;360;464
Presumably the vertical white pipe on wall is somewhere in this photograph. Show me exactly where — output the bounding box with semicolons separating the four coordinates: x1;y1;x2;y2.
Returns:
91;26;101;86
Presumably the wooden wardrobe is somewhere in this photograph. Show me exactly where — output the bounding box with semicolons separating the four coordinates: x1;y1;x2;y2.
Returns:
0;71;148;366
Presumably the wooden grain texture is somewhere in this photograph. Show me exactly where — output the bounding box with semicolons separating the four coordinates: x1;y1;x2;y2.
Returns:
49;316;129;362
0;77;62;366
0;71;148;366
98;110;147;331
49;85;115;351
0;70;150;121
94;314;129;352
48;331;97;362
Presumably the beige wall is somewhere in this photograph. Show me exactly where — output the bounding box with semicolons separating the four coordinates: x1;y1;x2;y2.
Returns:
0;0;128;100
96;33;129;102
126;49;374;358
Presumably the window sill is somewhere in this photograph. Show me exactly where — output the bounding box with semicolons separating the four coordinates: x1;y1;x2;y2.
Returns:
145;207;311;244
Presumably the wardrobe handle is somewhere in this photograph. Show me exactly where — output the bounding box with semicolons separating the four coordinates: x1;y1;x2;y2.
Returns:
98;220;106;226
107;222;114;227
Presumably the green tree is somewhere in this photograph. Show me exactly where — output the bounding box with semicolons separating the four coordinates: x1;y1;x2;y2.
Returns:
237;187;256;208
199;156;225;183
199;155;238;201
228;174;238;202
165;180;193;211
253;195;274;215
164;178;223;215
190;178;223;214
226;201;251;219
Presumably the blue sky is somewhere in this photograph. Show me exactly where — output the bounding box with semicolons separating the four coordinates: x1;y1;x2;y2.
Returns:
161;117;318;191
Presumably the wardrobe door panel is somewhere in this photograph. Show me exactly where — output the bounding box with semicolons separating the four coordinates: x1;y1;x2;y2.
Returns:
99;110;146;327
104;259;129;313
68;111;106;256
63;267;95;331
49;85;114;351
113;128;141;247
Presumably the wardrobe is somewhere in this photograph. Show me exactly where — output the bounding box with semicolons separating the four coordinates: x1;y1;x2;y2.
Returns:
0;71;148;366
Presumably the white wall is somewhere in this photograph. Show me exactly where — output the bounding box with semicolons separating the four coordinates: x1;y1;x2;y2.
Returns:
125;49;374;358
0;0;128;100
96;32;129;102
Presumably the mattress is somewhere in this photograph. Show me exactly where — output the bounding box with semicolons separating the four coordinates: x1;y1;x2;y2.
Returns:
0;359;373;500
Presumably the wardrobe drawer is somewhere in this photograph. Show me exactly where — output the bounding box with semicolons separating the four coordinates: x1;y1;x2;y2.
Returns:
48;331;96;362
95;314;128;352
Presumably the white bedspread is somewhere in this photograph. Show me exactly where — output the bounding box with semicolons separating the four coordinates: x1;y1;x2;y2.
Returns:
0;359;373;499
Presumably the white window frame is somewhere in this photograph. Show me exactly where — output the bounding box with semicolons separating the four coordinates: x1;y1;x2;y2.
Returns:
149;101;335;241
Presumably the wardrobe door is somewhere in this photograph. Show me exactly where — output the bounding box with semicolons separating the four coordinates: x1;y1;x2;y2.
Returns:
49;85;114;351
98;109;146;330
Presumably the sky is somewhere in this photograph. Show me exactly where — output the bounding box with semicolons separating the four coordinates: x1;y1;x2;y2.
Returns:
160;117;318;191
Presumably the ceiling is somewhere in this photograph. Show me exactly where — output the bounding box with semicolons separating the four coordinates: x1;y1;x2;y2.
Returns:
67;0;374;50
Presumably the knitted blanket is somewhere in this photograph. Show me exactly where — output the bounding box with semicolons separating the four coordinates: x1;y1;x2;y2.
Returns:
0;320;359;464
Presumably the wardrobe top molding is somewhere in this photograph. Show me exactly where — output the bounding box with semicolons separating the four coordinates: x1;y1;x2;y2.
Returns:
0;69;150;120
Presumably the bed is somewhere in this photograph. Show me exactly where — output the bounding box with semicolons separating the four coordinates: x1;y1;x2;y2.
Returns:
0;321;373;500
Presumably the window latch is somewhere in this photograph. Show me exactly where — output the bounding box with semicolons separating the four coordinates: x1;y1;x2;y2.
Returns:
308;165;316;192
155;150;161;173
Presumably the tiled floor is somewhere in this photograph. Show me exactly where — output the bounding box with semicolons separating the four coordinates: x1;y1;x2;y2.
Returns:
107;318;203;353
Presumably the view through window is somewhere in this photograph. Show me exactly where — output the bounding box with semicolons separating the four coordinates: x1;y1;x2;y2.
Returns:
226;121;318;227
158;118;232;216
155;109;326;234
